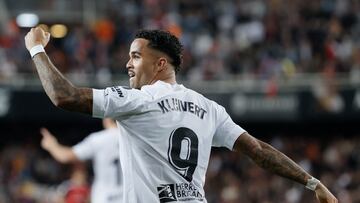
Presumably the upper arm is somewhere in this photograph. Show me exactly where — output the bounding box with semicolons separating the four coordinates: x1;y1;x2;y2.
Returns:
233;132;262;157
56;87;93;115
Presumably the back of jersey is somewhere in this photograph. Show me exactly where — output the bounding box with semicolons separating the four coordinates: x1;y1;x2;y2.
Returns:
93;81;244;203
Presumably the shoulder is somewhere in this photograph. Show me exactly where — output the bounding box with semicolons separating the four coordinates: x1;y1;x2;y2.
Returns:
110;86;151;97
99;86;153;105
140;82;170;99
187;88;222;109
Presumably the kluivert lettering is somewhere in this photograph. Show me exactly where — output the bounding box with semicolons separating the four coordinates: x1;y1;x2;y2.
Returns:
179;100;187;111
157;98;207;119
158;100;169;113
166;99;174;111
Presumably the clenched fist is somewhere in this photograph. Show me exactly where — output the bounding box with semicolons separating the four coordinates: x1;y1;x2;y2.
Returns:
24;27;51;51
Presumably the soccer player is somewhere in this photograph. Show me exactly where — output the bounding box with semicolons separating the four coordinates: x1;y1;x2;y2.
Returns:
40;118;122;203
25;27;337;203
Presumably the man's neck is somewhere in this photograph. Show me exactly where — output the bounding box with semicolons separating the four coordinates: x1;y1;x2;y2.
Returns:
150;70;176;85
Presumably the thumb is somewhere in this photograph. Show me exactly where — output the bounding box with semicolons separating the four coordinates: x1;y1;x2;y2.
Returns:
42;32;51;47
45;32;50;39
40;127;49;135
41;133;49;139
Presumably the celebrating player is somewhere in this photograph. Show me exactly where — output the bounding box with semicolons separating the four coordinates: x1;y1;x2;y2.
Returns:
25;27;337;203
40;118;122;203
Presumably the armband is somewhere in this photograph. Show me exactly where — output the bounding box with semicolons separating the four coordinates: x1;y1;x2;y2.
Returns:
306;177;320;191
29;44;45;58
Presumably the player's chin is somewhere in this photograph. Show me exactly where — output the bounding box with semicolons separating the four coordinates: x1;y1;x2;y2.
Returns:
129;79;139;89
129;78;135;88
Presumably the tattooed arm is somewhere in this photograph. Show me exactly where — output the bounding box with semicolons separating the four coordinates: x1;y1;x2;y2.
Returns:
25;27;92;115
234;132;309;184
233;132;337;203
32;54;92;114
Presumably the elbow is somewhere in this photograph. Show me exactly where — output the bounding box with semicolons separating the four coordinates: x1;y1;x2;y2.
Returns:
57;157;71;164
56;154;76;164
53;98;70;109
46;87;92;114
47;86;78;110
51;96;76;111
51;154;71;164
249;142;265;161
244;139;266;162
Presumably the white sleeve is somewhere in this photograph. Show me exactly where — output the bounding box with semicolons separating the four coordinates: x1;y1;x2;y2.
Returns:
73;133;98;161
212;104;246;150
92;86;150;118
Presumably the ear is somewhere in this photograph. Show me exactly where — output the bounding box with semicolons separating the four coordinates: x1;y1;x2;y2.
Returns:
156;57;167;72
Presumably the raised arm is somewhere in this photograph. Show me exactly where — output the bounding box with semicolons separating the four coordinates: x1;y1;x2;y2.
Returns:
234;132;337;203
25;27;92;114
40;128;78;163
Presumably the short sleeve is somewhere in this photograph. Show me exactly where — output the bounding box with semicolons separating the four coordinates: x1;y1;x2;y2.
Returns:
73;133;98;161
92;86;150;118
212;105;246;150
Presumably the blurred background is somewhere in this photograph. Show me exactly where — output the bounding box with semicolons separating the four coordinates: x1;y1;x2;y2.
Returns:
0;0;359;202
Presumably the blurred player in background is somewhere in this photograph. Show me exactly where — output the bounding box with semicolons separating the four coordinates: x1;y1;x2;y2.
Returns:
40;118;122;203
25;27;337;203
18;163;90;203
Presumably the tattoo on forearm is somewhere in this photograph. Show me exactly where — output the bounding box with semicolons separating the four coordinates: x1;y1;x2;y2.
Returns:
254;141;308;185
32;53;92;114
236;133;310;185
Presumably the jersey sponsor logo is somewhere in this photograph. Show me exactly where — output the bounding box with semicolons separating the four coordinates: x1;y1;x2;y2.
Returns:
157;182;204;202
157;184;177;202
157;98;207;119
111;86;124;97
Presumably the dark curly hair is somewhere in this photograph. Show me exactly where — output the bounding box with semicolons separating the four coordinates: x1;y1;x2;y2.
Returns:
134;30;183;74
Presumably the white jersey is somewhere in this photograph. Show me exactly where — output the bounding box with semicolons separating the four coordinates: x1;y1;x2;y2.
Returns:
92;81;245;203
73;128;122;203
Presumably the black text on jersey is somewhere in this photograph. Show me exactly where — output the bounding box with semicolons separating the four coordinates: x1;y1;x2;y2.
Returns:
157;98;207;119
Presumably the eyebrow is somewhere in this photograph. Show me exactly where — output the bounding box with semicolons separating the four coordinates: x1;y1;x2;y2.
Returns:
130;51;141;56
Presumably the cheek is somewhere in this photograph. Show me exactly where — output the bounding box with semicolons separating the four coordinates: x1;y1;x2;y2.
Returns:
139;68;154;82
137;61;155;80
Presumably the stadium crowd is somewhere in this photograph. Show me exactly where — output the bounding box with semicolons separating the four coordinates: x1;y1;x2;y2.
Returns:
1;0;360;83
0;134;358;203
